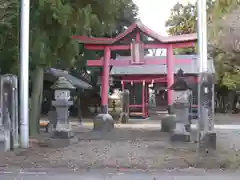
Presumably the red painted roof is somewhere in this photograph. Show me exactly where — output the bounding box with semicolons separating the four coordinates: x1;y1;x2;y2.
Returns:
72;20;197;45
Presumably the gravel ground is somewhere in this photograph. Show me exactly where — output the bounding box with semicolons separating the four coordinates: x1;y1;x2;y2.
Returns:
1;114;240;170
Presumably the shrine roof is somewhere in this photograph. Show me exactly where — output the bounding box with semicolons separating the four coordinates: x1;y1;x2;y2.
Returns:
45;68;92;89
72;20;197;45
110;55;215;75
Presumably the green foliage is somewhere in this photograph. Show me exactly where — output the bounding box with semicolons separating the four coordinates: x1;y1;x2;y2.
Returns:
0;0;138;74
166;0;240;90
165;0;215;55
0;0;138;134
0;0;19;74
209;0;240;89
165;2;197;54
166;3;196;35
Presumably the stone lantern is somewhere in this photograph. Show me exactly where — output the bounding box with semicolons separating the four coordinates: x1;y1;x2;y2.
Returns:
50;77;75;138
170;69;192;142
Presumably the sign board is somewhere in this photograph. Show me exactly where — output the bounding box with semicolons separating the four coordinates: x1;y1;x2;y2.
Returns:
130;42;145;64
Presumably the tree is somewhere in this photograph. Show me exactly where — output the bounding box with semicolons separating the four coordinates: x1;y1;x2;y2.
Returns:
211;2;240;59
28;0;138;135
209;0;240;90
0;0;138;135
165;1;215;54
165;0;240;111
165;2;197;54
165;0;240;88
0;0;19;74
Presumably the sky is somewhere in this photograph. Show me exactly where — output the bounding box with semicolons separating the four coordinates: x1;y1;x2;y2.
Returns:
133;0;196;36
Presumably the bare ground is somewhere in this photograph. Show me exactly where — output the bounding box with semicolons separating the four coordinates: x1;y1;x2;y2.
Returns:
1;114;240;170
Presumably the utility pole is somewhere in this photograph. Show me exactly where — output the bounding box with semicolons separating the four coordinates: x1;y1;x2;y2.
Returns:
197;0;216;150
20;0;30;148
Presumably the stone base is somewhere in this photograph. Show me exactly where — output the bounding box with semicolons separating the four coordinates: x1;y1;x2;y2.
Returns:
38;136;78;148
52;130;74;139
101;105;108;114
0;141;5;152
185;124;191;133
161;115;176;132
0;129;10;152
119;113;129;124
199;131;217;150
93;114;114;132
171;133;191;142
167;105;174;114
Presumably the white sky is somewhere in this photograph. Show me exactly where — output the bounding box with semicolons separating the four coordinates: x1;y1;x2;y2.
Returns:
133;0;196;36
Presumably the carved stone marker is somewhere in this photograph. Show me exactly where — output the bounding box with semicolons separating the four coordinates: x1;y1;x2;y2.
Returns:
198;73;216;151
0;75;19;152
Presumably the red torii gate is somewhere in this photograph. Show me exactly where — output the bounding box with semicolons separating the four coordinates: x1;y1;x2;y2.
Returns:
73;21;197;114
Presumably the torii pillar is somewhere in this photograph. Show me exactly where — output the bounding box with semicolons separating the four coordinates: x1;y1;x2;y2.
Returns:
101;46;111;114
167;45;174;114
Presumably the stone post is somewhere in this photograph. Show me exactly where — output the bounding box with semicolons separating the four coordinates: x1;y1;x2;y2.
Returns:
0;75;19;152
119;89;130;124
198;73;216;150
50;77;75;138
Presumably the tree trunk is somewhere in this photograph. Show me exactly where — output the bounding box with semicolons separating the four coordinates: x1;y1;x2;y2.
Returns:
29;66;44;136
77;96;82;123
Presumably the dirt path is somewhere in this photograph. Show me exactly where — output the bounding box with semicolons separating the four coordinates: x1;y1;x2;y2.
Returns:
1;114;240;170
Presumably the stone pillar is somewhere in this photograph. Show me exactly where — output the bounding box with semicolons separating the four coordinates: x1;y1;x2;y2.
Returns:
101;46;111;114
198;73;216;150
167;45;174;114
120;89;130;124
0;93;11;151
0;75;19;152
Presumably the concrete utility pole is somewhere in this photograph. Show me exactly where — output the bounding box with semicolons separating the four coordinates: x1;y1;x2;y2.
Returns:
197;0;208;72
197;0;216;150
20;0;30;148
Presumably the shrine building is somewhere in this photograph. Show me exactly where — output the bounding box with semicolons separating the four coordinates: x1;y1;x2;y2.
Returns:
72;20;215;118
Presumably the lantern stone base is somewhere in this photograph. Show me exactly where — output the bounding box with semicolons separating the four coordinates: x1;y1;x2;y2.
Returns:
199;131;217;150
52;130;74;139
170;123;191;142
93;114;114;132
101;105;108;114
161;115;176;132
171;133;191;142
44;136;78;148
52;122;74;139
167;105;174;115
